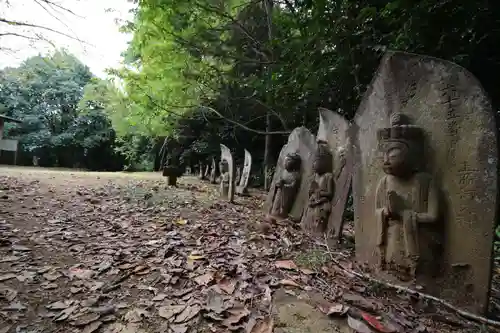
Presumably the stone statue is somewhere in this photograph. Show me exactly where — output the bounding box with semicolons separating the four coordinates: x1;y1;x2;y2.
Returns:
235;167;241;185
219;160;230;198
220;144;235;202
301;142;335;235
353;51;497;314
236;149;252;195
316;108;352;241
266;152;301;222
264;127;316;222
210;157;217;184
374;113;439;280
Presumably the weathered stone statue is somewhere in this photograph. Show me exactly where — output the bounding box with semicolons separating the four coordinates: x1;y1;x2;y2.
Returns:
264;127;316;222
219;160;230;198
235;167;241;185
220;144;235;202
301;142;335;235
236;149;252;195
198;164;205;180
209;157;217;184
374;113;439;280
266;152;301;222
316;108;352;241
204;163;210;180
353;51;497;314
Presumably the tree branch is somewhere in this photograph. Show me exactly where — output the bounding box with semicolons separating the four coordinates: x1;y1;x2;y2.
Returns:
200;106;290;135
0;17;90;45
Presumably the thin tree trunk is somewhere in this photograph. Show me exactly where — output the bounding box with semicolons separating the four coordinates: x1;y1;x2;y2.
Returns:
263;0;273;191
264;111;271;190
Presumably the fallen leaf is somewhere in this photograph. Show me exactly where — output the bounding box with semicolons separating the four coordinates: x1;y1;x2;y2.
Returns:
174;304;201;323
188;253;205;261
194;272;214;286
3;301;26;311
0;285;17;301
174;218;188;225
153;293;168;301
54;305;78;321
218;278;237;294
347;315;373;333
47;300;74;310
222;306;250;328
275;260;297;270
0;273;16;281
11;245;31;252
73;313;101;326
361;312;396;333
343;293;379;313
170;324;189;333
124;308;150;323
318;303;349;316
250;316;273;333
279;279;300;288
158;305;185;320
43;272;62;281
300;268;315;275
205;289;227;314
82;321;102;333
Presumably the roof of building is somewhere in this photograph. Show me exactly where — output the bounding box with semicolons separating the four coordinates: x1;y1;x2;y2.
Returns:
0;115;22;123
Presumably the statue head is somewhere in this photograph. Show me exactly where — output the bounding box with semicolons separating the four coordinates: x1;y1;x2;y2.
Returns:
312;141;333;175
377;112;424;177
219;159;229;173
284;152;301;172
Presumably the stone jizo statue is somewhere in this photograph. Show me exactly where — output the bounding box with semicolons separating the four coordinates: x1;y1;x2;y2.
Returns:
267;152;301;222
302;142;334;234
219;160;230;199
375;112;439;281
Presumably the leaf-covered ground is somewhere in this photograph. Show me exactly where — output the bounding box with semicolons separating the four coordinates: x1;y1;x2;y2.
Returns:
0;167;496;333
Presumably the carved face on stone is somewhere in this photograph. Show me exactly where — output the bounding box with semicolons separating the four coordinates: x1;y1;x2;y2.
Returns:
284;153;301;172
312;143;332;175
382;142;410;177
219;160;229;173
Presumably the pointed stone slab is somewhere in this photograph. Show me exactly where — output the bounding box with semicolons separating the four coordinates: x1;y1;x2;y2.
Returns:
220;144;235;202
352;51;497;314
264;127;316;222
236;149;252;195
317;108;352;240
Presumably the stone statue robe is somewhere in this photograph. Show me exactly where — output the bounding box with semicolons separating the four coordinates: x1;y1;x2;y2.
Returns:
304;172;334;233
270;170;300;218
375;172;439;273
220;172;230;198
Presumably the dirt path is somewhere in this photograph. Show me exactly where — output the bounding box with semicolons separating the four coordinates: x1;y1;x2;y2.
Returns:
0;167;494;333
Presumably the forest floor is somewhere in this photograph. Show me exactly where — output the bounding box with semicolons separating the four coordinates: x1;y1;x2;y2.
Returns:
0;166;497;333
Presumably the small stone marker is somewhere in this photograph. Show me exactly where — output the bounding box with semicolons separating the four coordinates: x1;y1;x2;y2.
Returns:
316;107;352;241
162;165;181;186
236;149;252;195
352;51;497;314
209;157;217;184
220;144;235;202
265;127;316;222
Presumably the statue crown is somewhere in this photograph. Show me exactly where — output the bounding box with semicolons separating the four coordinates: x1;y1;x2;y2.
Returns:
377;113;423;143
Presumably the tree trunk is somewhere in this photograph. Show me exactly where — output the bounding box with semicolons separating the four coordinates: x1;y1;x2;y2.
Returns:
264;111;271;190
263;0;274;192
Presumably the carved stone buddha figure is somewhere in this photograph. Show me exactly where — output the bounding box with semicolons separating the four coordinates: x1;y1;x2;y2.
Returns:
302;142;335;234
267;152;301;221
375;112;439;280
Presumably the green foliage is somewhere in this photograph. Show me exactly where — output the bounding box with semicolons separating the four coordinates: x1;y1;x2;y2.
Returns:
115;0;500;169
0;50;124;170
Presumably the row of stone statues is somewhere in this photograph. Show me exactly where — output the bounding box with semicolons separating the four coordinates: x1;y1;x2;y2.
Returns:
263;51;498;315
